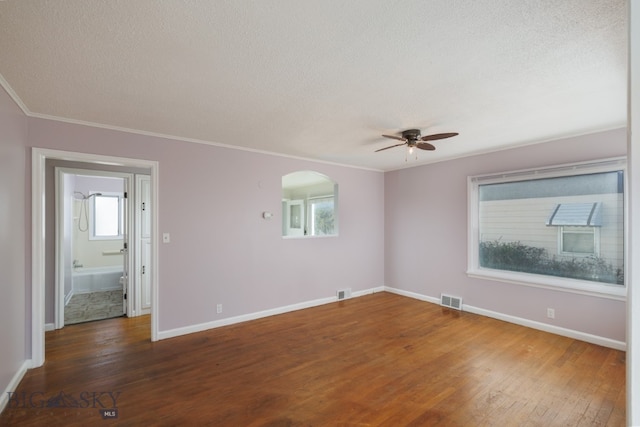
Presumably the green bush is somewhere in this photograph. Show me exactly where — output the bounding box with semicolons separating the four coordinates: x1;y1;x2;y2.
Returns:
479;240;623;285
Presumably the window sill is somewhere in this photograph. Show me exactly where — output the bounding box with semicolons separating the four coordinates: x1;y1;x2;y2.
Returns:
88;236;124;241
467;267;626;301
282;234;338;240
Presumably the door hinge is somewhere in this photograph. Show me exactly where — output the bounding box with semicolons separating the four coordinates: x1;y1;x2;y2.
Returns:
142;265;146;275
123;293;127;300
124;192;128;199
142;202;146;211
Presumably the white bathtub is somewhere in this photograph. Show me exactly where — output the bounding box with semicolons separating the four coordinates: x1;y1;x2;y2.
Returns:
72;265;123;293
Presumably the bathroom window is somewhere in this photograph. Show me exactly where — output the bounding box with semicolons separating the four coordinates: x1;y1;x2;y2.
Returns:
90;194;124;239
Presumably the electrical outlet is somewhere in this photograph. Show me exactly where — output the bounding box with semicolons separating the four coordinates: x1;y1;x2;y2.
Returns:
216;304;222;314
547;308;555;319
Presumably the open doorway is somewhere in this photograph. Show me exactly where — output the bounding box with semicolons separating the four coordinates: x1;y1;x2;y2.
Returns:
55;169;132;326
31;148;159;368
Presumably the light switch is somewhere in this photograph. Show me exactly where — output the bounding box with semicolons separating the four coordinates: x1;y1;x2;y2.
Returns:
162;233;170;243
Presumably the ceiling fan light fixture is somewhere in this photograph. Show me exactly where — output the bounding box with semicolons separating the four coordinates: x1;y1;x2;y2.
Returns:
377;128;458;155
405;144;418;162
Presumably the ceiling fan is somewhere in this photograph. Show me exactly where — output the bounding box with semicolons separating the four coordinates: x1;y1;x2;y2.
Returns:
375;128;459;153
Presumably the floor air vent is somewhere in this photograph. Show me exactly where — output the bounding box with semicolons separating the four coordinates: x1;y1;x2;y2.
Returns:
440;294;462;310
337;288;352;300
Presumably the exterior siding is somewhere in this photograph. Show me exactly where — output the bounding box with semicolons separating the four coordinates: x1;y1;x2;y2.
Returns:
479;193;624;270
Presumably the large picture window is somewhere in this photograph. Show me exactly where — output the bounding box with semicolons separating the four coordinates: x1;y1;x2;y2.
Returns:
468;158;626;299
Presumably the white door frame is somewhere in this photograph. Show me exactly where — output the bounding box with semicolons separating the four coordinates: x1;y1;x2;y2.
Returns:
627;1;640;422
54;167;134;329
31;148;159;368
135;174;152;315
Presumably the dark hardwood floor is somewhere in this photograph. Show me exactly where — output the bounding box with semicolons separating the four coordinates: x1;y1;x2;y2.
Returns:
0;292;625;426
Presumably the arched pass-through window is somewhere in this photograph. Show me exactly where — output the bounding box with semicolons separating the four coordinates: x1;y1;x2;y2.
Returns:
282;171;338;238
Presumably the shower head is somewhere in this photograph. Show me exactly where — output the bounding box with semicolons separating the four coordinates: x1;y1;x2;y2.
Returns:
74;192;103;200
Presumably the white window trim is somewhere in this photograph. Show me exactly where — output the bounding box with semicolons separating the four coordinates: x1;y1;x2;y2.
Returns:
467;157;627;301
89;192;124;240
307;194;335;236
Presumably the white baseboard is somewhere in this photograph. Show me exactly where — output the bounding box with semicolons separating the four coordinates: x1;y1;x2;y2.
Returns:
45;323;55;332
353;286;385;297
0;360;30;414
157;286;385;341
384;286;440;305
384;286;626;351
157;285;624;351
463;304;626;351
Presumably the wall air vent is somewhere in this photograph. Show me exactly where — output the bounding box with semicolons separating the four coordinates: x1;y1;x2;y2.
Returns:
440;294;462;310
337;288;352;300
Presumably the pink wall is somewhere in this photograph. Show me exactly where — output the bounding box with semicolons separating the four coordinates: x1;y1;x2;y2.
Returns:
0;87;28;394
27;118;386;332
1;78;628;406
385;128;627;342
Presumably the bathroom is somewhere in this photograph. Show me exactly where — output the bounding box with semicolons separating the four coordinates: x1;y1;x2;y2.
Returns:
60;171;127;324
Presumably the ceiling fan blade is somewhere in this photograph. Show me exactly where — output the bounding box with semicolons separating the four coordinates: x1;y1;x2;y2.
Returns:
416;142;436;151
382;134;407;142
375;142;407;152
420;132;459;141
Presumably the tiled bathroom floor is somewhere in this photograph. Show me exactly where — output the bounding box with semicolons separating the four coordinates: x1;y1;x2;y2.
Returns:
64;290;124;324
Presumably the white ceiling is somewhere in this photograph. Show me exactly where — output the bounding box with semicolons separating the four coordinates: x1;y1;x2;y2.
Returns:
0;1;627;171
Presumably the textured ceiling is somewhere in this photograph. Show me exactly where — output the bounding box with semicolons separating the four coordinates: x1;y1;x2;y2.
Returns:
0;0;627;171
